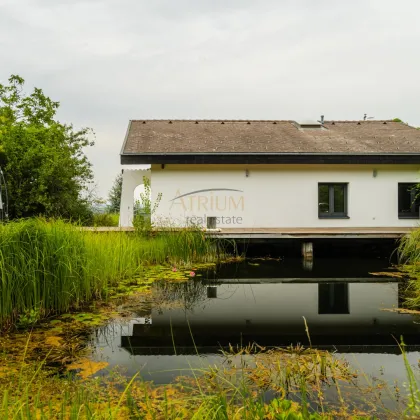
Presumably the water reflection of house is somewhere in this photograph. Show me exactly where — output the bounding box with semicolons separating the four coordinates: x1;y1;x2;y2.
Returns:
121;280;420;355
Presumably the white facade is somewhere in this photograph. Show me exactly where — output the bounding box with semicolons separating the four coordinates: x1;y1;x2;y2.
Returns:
119;168;150;227
120;164;420;228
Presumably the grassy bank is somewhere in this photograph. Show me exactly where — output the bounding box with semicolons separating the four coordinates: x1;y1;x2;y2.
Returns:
397;229;420;307
1;332;417;419
0;337;387;420
0;219;219;328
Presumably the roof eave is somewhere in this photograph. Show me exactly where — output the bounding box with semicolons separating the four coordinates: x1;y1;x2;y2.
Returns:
120;153;420;165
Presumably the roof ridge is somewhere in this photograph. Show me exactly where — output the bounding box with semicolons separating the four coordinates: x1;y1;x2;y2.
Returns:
129;119;397;123
130;119;294;123
325;120;395;123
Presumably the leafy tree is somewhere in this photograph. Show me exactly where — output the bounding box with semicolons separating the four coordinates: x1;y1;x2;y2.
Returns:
107;173;123;213
0;75;94;222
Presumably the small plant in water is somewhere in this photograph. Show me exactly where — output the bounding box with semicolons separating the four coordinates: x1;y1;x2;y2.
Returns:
17;307;42;329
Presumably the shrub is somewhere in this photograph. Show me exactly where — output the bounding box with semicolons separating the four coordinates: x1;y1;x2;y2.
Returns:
92;213;119;227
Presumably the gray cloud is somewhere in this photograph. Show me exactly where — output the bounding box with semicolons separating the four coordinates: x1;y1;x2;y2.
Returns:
1;0;420;197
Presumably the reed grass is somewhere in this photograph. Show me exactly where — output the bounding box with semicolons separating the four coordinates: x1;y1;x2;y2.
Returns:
398;229;420;265
0;344;354;420
0;219;220;328
0;367;321;419
0;343;408;419
396;229;420;307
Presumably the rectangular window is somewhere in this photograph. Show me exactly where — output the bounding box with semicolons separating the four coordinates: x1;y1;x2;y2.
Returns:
398;183;420;219
318;283;349;314
318;183;348;218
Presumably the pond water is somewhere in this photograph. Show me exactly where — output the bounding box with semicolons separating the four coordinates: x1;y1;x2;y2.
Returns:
91;257;420;409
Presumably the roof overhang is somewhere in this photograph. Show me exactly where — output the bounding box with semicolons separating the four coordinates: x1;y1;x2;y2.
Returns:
121;153;420;165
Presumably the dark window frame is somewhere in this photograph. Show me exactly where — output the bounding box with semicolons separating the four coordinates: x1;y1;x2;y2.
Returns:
398;183;420;219
318;183;349;219
318;283;350;315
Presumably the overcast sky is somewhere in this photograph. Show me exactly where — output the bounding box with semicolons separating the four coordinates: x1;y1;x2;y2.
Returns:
1;0;420;198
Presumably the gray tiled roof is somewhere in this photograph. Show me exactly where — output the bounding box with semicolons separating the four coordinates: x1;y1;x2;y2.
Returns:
121;120;420;155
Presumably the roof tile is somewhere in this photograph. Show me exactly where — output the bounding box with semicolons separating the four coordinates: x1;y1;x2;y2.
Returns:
122;120;420;155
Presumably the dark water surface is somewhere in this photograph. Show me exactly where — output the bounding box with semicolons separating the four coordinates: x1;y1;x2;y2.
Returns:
91;258;420;405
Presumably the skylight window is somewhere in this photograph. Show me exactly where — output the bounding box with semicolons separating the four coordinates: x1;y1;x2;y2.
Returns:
294;120;323;129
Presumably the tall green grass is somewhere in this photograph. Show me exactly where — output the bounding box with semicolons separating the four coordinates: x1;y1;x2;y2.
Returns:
0;339;371;420
0;219;220;328
398;229;420;264
397;229;420;307
0;342;407;419
92;212;119;227
0;361;325;420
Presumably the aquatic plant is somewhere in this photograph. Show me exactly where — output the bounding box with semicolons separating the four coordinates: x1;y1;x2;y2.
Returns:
398;229;420;265
396;229;420;307
0;332;379;419
0;219;222;328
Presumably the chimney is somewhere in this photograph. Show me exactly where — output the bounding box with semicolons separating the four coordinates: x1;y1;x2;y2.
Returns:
320;115;324;125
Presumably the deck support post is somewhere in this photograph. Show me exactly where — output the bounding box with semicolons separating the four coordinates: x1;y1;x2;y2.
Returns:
302;242;313;260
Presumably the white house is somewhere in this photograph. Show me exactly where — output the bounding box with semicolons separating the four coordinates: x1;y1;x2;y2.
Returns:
119;119;420;231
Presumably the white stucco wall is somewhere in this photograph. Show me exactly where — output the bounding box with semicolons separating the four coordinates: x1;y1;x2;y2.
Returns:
119;168;150;227
147;164;420;228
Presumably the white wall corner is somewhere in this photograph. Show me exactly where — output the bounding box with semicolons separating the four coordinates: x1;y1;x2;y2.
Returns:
119;169;151;227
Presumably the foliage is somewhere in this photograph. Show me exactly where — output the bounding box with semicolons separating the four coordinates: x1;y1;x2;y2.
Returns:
0;330;401;419
0;363;328;419
133;176;163;236
0;75;94;222
16;308;42;329
396;229;420;307
0;321;376;420
401;338;420;417
138;176;162;215
393;118;403;123
92;212;119;227
132;210;153;236
0;219;221;328
107;173;123;213
398;229;420;265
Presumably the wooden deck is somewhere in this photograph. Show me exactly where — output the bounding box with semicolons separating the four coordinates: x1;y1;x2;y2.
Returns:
81;226;415;239
207;227;415;239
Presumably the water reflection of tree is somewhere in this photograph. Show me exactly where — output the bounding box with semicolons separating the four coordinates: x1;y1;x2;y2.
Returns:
152;280;208;312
